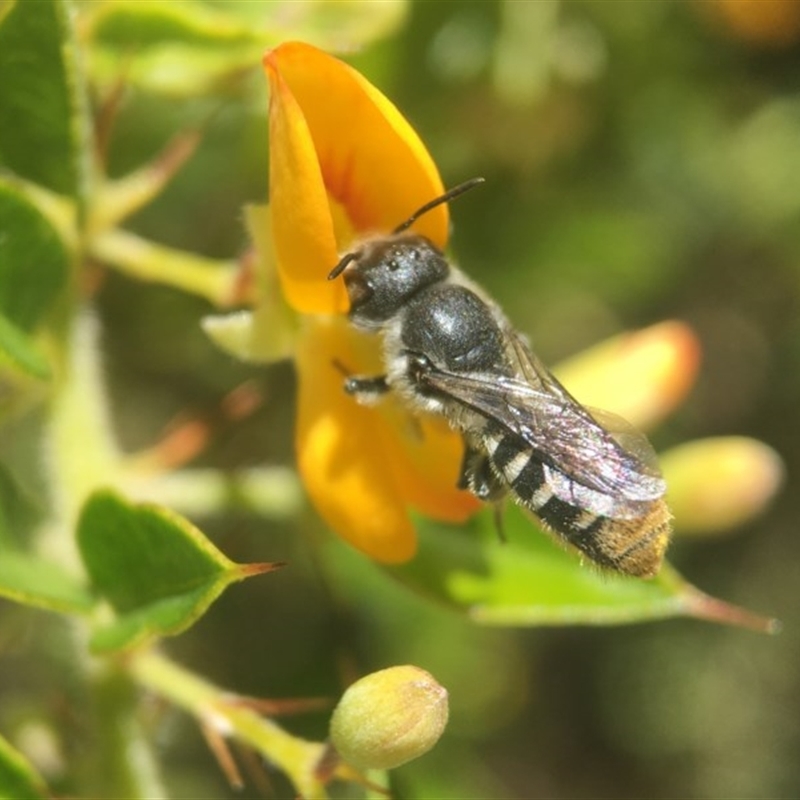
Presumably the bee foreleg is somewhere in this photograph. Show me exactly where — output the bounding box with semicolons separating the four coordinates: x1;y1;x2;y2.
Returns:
343;374;390;404
331;359;391;404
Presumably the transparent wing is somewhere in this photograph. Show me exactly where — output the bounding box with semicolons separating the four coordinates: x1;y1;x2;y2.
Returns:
416;331;665;504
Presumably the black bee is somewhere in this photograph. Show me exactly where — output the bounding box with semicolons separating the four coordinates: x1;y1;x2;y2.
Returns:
328;179;671;577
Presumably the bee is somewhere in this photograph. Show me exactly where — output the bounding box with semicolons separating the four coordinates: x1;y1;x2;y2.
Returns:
328;179;671;577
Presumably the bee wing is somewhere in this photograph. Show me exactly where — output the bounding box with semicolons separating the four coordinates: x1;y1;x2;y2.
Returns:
418;332;666;504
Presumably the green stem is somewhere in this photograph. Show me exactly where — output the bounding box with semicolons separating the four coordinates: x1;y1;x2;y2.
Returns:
45;312;120;563
90;228;243;306
129;648;329;799
44;314;167;797
87;664;168;800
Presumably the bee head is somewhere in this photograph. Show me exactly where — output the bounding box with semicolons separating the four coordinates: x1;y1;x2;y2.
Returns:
330;235;449;326
326;177;485;327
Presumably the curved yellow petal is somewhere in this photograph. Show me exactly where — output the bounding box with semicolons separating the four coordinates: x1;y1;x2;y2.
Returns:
266;57;346;315
555;320;701;431
265;43;448;292
295;318;417;563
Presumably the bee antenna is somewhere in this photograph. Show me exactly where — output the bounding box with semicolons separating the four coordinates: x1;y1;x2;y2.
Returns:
327;250;359;281
392;177;485;235
327;178;485;281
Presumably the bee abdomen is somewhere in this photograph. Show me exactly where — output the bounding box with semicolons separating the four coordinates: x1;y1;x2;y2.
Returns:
484;430;547;500
536;493;671;578
482;430;670;578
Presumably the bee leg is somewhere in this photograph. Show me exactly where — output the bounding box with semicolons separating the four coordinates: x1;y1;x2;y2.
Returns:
458;446;509;543
492;503;507;544
456;444;481;490
331;359;390;403
344;374;391;405
343;374;389;395
458;445;506;501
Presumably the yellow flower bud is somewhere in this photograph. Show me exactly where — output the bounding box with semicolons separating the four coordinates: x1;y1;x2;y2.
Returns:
661;436;784;535
330;665;449;771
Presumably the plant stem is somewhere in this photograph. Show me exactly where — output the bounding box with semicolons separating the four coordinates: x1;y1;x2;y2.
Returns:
90;228;244;306
88;663;168;799
129;648;329;799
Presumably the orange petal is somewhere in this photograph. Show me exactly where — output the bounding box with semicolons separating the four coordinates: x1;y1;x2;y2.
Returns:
266;59;345;315
265;42;448;314
295;318;417;563
554;321;701;431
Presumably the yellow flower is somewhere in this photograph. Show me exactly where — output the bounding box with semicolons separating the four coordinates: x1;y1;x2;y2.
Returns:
263;41;479;564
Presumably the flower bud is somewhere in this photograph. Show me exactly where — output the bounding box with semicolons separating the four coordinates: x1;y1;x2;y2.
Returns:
329;665;449;771
661;436;784;535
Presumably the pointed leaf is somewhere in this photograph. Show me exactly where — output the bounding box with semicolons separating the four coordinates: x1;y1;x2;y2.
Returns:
0;182;69;332
77;490;281;653
0;734;49;800
0;314;50;380
0;551;94;615
387;504;776;632
0;0;90;198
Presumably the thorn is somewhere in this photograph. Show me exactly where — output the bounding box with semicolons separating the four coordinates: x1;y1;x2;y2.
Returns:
95;53;134;167
148;126;205;186
237;742;275;797
237;561;288;578
200;720;244;790
220;380;266;422
227;695;332;716
683;588;780;634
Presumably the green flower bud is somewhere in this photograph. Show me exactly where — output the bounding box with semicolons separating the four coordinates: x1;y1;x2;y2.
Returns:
329;665;449;771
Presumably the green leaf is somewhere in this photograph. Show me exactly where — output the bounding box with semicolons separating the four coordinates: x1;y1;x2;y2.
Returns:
0;551;94;615
87;0;258;49
0;734;49;800
0;314;50;380
0;182;69;332
84;0;408;98
86;0;263;97
388;505;777;632
0;462;40;550
77;490;282;653
262;0;408;53
0;0;86;196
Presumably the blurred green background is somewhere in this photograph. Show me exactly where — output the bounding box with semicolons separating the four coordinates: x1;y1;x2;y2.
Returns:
3;1;800;797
